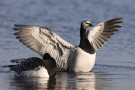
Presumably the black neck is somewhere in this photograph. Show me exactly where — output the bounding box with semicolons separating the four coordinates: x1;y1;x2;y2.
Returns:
43;59;57;78
79;25;95;54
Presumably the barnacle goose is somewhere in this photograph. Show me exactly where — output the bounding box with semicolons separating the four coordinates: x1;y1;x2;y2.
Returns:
13;18;123;72
4;53;57;78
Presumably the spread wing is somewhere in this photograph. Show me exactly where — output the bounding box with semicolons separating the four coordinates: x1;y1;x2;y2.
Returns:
14;25;76;71
87;18;123;51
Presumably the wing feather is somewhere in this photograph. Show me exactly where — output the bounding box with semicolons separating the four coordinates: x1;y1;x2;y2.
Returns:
14;24;76;71
87;18;123;51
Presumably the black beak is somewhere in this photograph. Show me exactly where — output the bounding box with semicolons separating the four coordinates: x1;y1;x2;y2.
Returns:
89;23;93;26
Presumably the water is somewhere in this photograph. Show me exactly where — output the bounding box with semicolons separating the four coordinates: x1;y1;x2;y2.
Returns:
0;0;135;90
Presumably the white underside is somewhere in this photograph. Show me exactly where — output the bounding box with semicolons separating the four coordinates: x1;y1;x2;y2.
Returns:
18;66;49;78
69;47;96;72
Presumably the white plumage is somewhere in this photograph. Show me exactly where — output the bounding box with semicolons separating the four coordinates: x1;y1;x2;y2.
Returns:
13;18;123;72
20;67;49;78
68;47;96;72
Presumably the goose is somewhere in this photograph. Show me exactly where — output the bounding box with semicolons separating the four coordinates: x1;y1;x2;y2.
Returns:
4;53;57;78
13;18;123;72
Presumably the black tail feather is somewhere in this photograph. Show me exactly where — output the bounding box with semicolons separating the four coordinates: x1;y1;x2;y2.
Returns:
3;65;16;68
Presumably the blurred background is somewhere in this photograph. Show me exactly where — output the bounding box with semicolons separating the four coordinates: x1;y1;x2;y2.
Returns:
0;0;135;90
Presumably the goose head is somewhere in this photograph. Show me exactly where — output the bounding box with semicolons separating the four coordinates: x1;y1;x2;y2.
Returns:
43;53;52;59
81;20;93;29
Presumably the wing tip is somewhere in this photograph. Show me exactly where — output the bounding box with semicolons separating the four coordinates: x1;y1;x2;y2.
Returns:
14;24;24;27
14;27;21;31
116;17;123;19
14;24;33;27
112;17;123;21
106;17;123;23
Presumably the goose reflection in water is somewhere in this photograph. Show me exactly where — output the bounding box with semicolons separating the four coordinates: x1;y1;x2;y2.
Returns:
55;72;96;90
9;77;56;90
8;72;99;90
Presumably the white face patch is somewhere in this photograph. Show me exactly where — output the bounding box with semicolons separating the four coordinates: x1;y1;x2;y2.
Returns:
86;20;90;24
82;20;91;29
